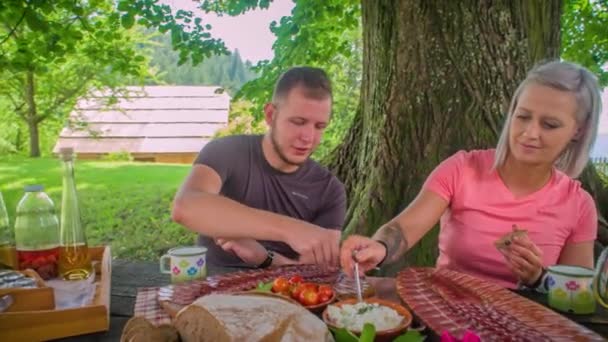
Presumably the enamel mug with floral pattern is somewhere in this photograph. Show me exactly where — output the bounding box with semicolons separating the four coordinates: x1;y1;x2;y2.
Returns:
546;265;596;315
160;246;207;283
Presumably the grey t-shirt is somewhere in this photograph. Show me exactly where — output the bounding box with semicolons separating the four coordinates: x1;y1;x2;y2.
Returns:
194;134;347;266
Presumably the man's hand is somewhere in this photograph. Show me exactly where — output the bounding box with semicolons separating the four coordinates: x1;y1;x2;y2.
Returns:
215;238;268;267
286;227;341;267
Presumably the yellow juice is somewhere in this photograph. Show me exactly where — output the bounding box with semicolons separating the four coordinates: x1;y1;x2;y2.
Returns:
0;244;17;269
59;243;92;280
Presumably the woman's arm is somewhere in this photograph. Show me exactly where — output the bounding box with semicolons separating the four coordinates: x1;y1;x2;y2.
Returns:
372;189;450;263
557;241;594;268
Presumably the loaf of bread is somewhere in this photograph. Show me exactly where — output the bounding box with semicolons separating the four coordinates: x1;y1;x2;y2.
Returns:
174;292;334;342
120;316;179;342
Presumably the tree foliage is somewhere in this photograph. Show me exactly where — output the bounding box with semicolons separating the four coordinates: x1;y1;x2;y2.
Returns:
116;0;229;65
561;0;608;86
0;0;152;157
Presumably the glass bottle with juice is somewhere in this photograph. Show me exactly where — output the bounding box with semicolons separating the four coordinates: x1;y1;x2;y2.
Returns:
14;185;60;280
0;191;17;269
58;147;92;280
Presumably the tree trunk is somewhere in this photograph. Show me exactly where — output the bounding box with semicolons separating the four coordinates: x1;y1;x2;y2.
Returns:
24;70;40;157
14;125;23;152
330;0;563;272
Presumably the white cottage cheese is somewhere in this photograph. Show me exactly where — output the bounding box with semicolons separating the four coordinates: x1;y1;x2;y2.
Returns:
326;302;404;332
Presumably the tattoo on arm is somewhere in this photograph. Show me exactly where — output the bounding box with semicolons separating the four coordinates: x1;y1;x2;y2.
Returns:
373;222;409;264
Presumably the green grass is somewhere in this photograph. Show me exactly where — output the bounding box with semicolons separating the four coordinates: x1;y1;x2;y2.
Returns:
0;156;196;261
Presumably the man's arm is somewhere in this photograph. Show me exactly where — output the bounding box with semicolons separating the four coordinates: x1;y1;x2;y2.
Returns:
214;238;299;267
372;189;449;264
172;164;340;265
173;164;322;240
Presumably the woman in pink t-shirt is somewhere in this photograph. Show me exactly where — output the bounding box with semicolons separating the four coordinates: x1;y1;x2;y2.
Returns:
340;60;603;289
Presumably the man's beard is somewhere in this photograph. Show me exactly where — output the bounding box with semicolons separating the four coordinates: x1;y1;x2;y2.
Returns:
270;128;306;167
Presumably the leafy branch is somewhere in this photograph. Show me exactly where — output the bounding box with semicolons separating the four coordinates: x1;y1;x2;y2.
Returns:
0;9;26;46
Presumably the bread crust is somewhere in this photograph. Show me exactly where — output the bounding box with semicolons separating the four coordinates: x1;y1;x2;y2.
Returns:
174;292;334;342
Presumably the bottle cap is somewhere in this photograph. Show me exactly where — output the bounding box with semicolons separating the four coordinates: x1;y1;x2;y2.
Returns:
59;147;75;161
24;185;44;192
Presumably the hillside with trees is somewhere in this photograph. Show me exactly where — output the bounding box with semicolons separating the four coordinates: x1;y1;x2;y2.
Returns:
145;33;257;95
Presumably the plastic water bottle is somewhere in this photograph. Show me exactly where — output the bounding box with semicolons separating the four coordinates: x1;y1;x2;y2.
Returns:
14;185;60;280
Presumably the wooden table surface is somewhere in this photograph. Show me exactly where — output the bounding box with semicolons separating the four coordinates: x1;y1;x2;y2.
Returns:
51;260;608;341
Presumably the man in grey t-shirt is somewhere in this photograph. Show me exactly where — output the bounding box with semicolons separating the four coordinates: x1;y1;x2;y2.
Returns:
172;67;346;268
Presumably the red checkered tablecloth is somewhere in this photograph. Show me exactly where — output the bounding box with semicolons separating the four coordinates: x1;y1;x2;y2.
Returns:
133;287;171;326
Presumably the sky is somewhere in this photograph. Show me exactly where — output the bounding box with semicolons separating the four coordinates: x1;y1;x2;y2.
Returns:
162;0;295;63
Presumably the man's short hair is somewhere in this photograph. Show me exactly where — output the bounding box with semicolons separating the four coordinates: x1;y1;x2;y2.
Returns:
272;66;332;103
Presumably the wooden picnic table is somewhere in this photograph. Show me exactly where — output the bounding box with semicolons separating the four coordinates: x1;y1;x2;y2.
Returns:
52;260;608;341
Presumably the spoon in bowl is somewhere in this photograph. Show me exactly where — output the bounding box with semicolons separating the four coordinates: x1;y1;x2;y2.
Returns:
352;250;363;302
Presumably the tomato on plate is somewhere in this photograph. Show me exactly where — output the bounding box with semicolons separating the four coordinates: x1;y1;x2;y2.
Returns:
288;275;303;285
318;284;333;298
290;283;304;300
300;282;318;292
299;288;320;306
319;294;331;303
272;277;290;293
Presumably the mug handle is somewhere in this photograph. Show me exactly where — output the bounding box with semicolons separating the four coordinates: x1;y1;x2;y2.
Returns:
593;248;608;308
160;254;171;274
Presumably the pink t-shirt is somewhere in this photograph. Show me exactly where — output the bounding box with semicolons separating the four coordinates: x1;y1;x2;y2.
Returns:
423;149;597;288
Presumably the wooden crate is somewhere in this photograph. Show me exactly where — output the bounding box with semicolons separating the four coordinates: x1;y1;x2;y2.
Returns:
0;246;111;341
0;269;55;312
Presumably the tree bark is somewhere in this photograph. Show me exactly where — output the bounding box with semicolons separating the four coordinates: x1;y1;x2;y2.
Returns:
330;0;564;272
24;69;40;157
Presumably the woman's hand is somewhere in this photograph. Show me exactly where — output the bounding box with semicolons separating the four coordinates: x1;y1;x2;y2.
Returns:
340;235;387;277
502;231;544;286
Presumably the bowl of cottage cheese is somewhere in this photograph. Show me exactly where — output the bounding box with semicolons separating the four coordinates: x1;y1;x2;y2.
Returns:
323;298;412;340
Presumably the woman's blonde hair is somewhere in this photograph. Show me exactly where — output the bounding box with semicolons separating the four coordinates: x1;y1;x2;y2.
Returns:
494;60;603;178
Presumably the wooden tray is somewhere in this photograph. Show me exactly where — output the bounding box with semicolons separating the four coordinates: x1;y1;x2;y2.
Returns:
396;267;604;341
0;269;55;312
0;246;111;341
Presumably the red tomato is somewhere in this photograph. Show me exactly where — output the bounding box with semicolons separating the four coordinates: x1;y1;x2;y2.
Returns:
299;288;320;306
288;275;303;285
319;294;331;303
301;282;318;292
291;284;304;300
318;285;333;298
272;277;290;293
